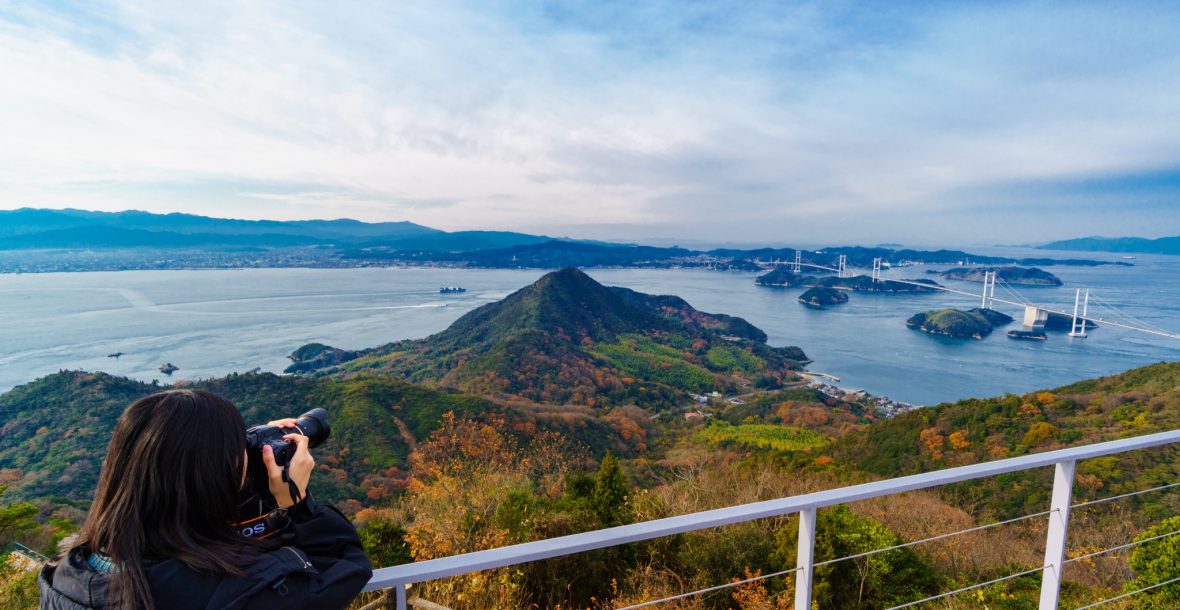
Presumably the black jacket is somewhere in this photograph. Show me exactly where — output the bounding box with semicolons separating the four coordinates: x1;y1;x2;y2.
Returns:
38;498;373;610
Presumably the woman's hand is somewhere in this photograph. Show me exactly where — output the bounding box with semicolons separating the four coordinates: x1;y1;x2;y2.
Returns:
261;433;315;509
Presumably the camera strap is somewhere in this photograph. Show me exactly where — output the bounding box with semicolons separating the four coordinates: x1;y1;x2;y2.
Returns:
280;463;303;505
233;507;292;540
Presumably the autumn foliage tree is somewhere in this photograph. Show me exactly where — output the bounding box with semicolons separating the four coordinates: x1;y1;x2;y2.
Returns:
392;412;643;608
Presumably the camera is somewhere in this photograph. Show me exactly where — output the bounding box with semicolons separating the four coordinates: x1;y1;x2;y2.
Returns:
245;407;331;473
237;408;330;532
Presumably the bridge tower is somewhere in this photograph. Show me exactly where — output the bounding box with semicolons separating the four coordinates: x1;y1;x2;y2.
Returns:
837;254;847;278
1069;289;1091;338
871;257;882;283
793;249;802;274
980;271;996;309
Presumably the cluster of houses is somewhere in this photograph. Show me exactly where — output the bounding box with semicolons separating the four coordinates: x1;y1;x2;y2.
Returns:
680;375;916;423
804;379;915;418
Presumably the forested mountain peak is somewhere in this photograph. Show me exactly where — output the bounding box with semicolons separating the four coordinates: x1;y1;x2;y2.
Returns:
292;268;808;407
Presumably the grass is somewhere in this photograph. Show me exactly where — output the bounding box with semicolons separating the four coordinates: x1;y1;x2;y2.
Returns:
695;421;829;453
591;335;717;393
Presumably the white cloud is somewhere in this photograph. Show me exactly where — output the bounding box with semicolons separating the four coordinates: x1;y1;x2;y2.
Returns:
1;1;1179;242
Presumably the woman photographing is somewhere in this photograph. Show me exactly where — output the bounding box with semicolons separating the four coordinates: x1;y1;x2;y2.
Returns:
38;389;373;609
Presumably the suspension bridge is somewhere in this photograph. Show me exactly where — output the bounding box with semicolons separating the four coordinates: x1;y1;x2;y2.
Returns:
755;251;1180;341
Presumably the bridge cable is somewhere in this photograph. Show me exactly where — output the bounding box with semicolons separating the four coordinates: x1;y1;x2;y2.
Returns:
993;277;1033;307
1087;294;1176;337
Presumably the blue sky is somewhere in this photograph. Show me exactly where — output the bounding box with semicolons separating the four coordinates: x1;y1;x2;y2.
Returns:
1;1;1179;246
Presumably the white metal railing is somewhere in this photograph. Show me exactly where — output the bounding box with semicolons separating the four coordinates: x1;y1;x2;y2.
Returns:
362;429;1180;609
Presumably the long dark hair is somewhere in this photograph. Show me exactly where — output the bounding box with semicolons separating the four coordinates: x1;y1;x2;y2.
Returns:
73;389;263;609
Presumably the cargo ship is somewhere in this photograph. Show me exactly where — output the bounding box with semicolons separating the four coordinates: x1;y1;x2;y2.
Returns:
1007;330;1047;341
439;287;466;293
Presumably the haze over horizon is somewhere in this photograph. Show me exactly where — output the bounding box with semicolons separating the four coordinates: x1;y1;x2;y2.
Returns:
3;2;1180;245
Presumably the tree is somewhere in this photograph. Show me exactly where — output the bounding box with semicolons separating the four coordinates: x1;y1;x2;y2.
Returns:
397;413;576;608
357;516;413;570
774;506;940;609
0;487;37;547
592;452;630;527
0;557;39;610
1126;516;1180;608
1023;422;1058;447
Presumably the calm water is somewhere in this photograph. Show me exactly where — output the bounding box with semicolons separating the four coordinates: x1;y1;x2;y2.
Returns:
2;248;1178;405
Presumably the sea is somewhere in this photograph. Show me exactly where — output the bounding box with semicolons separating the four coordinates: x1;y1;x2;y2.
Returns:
2;246;1178;406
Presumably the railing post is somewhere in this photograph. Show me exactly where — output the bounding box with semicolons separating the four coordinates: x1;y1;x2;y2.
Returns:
1039;460;1075;610
396;584;408;610
795;507;816;610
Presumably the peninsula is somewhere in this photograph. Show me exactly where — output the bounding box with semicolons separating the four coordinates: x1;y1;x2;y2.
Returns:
934;266;1063;286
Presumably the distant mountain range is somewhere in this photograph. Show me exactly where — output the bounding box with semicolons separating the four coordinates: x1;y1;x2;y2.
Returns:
0;208;1132;271
1039;235;1180;255
0;207;574;252
287;268;809;407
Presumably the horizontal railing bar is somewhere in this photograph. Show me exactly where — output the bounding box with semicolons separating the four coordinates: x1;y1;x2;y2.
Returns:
1071;481;1180;509
614;566;802;610
814;509;1055;568
885;565;1047;609
1073;574;1180;609
365;429;1180;591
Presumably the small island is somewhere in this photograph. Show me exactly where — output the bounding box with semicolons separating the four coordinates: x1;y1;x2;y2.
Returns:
285;342;361;373
798;287;849;308
1043;311;1098;331
906;308;1014;340
935;266;1063;286
755;267;815;287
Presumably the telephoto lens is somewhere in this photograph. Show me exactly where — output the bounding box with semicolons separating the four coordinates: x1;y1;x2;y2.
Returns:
291;408;330;449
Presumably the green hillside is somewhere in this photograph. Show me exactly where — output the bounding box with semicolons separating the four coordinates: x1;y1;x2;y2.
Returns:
834;361;1180;518
294;268;809;407
0;371;635;506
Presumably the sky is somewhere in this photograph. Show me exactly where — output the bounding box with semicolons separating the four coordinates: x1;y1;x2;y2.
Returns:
1;1;1179;247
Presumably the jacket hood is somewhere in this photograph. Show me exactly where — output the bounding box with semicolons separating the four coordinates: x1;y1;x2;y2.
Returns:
39;549;114;609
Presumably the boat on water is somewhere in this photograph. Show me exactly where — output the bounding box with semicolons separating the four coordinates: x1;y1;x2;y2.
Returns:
159;362;179;374
439;287;466;293
1008;330;1047;341
107;352;123;359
